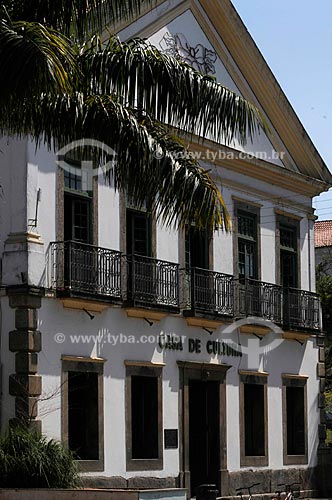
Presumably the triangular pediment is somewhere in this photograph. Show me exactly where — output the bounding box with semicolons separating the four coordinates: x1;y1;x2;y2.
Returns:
147;9;289;170
117;0;332;186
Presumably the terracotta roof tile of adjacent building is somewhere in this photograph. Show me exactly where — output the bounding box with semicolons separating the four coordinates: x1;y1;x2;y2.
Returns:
315;220;332;247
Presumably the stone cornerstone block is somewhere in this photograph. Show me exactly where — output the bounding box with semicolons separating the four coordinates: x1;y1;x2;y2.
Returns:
15;308;38;330
317;362;326;378
9;293;42;310
28;419;42;434
316;335;325;347
15;396;39;419
15;352;38;374
9;330;41;353
319;347;325;363
9;374;42;397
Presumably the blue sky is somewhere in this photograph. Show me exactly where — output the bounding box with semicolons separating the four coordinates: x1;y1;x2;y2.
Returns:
232;0;332;220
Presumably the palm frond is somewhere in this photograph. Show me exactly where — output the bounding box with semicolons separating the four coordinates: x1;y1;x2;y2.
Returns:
126;116;230;229
0;17;76;98
3;0;153;40
0;2;267;231
80;36;268;145
1;92;230;230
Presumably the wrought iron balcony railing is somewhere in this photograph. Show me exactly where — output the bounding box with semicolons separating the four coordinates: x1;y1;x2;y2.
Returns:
189;267;234;316
49;242;321;331
283;287;321;331
235;278;283;324
187;270;320;331
127;254;179;308
50;241;122;298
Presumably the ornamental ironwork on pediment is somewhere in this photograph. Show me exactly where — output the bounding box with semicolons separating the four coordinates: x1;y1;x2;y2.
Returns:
159;31;217;75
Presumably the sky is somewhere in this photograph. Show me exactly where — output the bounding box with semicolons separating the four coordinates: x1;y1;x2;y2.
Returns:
231;0;332;220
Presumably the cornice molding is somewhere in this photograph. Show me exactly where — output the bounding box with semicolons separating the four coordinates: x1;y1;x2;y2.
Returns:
189;138;329;197
218;177;314;216
274;209;303;221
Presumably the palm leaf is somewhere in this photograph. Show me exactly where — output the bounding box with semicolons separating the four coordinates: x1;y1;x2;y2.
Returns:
3;0;153;40
1;92;230;230
80;36;268;145
0;17;76;98
0;1;266;231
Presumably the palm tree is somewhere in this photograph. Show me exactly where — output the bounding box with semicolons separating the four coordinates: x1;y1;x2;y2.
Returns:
0;0;266;230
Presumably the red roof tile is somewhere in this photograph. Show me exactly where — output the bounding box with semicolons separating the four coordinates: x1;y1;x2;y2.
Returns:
315;220;332;247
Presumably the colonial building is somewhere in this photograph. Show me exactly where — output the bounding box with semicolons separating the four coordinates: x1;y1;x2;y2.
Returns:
0;0;331;498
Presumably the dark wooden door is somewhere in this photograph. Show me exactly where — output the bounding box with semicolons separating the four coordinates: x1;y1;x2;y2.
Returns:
189;380;220;496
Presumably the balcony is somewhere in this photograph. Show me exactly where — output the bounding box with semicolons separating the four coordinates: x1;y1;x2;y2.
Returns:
235;281;320;332
49;242;321;332
50;242;179;311
186;270;321;333
284;288;321;332
126;254;179;310
235;278;283;324
186;267;234;316
50;241;122;299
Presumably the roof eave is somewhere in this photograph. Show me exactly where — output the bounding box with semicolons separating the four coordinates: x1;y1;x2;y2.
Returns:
198;0;332;185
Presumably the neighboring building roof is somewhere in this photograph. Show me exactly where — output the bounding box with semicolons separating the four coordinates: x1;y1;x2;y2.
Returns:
315;220;332;247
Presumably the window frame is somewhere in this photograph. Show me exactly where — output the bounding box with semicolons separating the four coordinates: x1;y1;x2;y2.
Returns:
125;361;164;471
126;207;152;257
185;224;212;271
119;191;157;257
239;371;268;467
233;200;261;281
275;213;301;289
61;356;105;472
64;191;92;244
282;374;308;465
57;167;98;246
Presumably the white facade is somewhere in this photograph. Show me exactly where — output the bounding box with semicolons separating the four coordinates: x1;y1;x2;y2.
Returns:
0;0;331;496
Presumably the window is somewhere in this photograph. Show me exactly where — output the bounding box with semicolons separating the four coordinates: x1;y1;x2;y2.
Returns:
184;226;212;311
239;372;268;466
68;371;98;459
279;223;298;288
62;356;104;471
276;215;300;288
64;194;91;243
235;204;260;316
185;226;210;271
282;375;307;464
63;153;93;244
122;193;159;304
132;375;158;458
244;384;264;455
63;194;94;290
56;151;99;293
64;168;82;191
126;208;151;257
126;208;152;301
237;210;258;281
126;362;163;470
